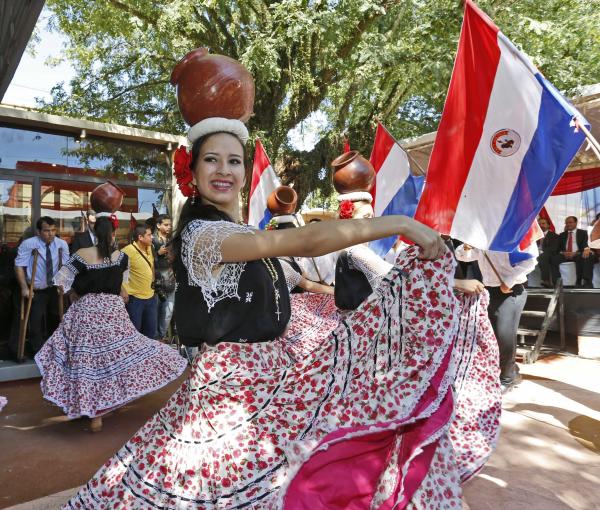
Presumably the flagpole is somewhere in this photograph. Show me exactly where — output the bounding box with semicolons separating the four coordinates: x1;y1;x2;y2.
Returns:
376;120;427;176
574;118;600;162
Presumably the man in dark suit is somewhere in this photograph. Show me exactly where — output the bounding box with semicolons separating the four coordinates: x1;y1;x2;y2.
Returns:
70;210;96;254
536;217;559;287
551;216;595;287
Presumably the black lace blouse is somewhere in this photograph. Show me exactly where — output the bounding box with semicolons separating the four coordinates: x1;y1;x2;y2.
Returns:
174;219;291;346
55;252;129;296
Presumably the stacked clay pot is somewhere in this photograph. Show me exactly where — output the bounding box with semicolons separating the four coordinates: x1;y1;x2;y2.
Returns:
331;151;375;194
170;47;255;126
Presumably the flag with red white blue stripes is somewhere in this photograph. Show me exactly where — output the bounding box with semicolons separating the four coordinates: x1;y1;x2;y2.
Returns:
414;0;588;254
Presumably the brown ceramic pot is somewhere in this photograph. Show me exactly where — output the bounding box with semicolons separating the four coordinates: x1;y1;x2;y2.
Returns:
267;186;298;215
90;181;124;213
170;48;255;127
331;150;375;194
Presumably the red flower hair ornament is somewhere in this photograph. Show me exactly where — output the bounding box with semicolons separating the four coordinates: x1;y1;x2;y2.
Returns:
339;200;355;219
173;145;199;198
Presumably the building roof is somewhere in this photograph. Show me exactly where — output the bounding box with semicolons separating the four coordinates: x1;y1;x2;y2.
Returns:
0;0;45;102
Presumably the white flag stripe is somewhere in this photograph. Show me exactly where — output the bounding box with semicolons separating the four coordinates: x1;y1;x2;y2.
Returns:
248;165;279;227
373;144;411;217
450;35;543;247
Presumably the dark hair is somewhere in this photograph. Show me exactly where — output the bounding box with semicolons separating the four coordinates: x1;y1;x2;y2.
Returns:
172;132;246;262
36;216;56;230
565;216;578;223
86;209;96;218
94;217;114;259
156;214;171;225
133;224;151;242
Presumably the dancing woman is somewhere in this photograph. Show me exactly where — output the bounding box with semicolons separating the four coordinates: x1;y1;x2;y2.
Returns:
35;192;187;432
67;49;462;509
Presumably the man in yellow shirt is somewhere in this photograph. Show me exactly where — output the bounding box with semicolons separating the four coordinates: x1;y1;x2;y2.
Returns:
122;225;158;338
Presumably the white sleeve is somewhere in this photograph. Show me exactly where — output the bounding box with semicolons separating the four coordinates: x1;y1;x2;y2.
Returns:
503;256;537;289
122;259;130;284
279;258;303;292
53;258;78;292
455;244;480;262
181;220;253;311
346;244;393;290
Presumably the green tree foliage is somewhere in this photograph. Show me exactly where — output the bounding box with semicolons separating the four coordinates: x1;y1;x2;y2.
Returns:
41;0;600;204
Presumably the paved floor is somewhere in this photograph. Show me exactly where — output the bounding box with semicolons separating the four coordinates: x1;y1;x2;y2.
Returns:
1;355;599;510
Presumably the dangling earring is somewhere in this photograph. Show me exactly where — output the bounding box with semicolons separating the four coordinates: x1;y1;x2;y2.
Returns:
191;186;199;205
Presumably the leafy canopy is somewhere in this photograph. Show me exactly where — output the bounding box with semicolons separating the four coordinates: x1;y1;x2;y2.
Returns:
41;0;600;203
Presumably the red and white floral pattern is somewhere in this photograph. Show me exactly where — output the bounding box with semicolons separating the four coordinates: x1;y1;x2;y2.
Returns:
449;291;501;482
283;293;339;360
66;248;466;509
35;293;187;419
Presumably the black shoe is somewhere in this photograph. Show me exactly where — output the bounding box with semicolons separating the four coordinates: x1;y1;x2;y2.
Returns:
582;279;593;289
541;280;553;288
500;373;523;394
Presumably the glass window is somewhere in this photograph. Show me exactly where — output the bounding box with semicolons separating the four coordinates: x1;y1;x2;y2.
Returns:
0;126;171;184
0;179;33;248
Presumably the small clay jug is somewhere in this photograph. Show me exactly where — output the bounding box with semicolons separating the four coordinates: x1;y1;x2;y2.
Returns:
267;186;298;215
331;151;375;194
170;48;255;126
90;181;124;213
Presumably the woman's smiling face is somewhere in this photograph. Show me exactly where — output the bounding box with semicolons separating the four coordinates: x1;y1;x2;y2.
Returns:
192;132;246;210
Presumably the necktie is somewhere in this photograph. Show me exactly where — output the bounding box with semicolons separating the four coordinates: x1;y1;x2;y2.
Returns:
567;231;573;252
46;244;53;286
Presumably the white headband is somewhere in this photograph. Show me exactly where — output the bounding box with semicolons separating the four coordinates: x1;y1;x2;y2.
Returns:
337;191;373;203
188;117;249;144
271;214;299;225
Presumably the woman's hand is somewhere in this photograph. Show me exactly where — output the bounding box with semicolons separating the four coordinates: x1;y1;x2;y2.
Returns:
400;218;446;260
454;279;485;295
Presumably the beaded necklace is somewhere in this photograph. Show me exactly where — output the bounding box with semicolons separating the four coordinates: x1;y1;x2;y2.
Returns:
261;258;281;321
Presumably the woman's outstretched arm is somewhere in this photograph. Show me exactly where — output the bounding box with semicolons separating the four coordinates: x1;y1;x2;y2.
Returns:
220;216;444;262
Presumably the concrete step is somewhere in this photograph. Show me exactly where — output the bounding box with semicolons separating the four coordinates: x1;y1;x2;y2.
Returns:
521;310;547;318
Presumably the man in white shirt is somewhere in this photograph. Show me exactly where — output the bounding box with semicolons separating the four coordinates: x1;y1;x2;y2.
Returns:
456;244;536;393
10;216;69;358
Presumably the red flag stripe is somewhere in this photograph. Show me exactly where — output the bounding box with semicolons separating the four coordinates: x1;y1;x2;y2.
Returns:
414;0;501;233
250;139;273;197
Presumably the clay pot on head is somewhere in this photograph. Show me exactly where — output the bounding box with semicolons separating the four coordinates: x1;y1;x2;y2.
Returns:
267;186;298;216
170;48;255;127
331;151;375;194
90;181;124;213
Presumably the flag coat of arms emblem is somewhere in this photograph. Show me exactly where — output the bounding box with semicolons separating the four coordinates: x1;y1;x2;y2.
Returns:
414;0;588;252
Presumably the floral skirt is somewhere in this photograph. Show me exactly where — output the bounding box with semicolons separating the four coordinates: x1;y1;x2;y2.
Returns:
283;292;339;360
35;293;188;419
450;291;501;482
66;248;464;509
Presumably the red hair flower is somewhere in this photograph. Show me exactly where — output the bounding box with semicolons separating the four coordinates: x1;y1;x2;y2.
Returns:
173;145;198;198
109;214;119;230
339;200;355;219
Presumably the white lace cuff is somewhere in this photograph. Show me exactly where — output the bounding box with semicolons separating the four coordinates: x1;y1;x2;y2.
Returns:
346;244;393;291
280;258;303;292
181;219;253;311
53;264;77;292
